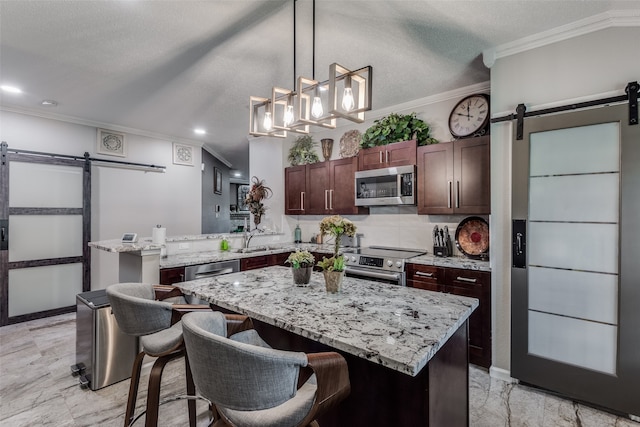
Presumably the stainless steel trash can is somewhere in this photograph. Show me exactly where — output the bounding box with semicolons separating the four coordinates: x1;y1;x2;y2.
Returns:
72;289;138;390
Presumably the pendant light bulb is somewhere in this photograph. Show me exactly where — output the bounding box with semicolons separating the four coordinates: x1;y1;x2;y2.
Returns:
263;111;272;131
342;87;355;111
311;96;323;119
283;105;294;126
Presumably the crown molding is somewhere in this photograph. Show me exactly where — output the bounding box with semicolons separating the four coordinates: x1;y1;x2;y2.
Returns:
1;105;233;167
483;9;640;68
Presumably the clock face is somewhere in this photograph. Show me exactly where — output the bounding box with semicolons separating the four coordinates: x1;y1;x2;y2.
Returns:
448;94;489;138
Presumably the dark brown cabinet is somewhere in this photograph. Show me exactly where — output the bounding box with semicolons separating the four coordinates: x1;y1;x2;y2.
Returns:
357;139;417;171
159;266;185;285
407;263;491;368
240;252;290;271
285;157;367;215
417;136;490;215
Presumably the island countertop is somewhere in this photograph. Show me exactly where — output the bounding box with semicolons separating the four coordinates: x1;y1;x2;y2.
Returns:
175;266;478;377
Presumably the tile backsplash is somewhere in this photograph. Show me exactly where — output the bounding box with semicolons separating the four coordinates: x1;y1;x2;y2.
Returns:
284;209;489;257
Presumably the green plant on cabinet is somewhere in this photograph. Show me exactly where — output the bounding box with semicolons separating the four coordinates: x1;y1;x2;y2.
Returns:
360;112;438;148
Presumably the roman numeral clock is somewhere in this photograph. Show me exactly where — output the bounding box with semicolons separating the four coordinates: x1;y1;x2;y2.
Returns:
448;94;490;138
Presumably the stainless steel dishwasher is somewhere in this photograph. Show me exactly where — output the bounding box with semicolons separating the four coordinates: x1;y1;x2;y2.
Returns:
184;259;240;303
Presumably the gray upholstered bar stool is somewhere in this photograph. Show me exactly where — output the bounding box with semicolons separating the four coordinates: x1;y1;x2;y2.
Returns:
182;311;351;427
106;282;207;427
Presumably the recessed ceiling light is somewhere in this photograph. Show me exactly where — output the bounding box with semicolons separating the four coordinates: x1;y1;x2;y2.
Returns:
232;170;242;177
41;100;58;107
1;85;22;94
194;128;206;135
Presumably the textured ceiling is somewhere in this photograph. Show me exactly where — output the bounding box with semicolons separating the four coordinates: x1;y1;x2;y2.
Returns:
1;1;638;177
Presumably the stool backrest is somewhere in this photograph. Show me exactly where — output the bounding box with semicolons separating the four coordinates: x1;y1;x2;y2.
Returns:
182;312;309;411
106;283;173;337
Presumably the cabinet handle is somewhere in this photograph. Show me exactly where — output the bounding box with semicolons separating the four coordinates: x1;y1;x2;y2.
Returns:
456;276;477;283
447;181;452;208
324;189;329;209
379;151;383;163
301;192;305;210
385;150;389;163
329;189;334;210
415;271;434;277
456;181;460;208
179;274;184;282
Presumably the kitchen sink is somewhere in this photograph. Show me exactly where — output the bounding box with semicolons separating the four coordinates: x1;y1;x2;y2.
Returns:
233;246;271;254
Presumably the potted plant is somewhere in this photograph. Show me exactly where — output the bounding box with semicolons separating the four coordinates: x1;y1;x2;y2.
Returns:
245;176;272;228
288;135;320;166
285;250;316;285
317;215;357;293
360;112;438;148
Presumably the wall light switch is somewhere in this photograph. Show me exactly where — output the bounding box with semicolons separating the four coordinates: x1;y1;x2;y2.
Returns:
178;243;190;250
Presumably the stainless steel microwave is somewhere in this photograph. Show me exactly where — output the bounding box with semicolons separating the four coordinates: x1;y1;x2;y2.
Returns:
354;165;416;206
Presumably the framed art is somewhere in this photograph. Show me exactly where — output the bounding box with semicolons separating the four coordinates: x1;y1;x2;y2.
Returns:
214;167;222;194
97;128;126;157
173;143;194;166
237;185;249;210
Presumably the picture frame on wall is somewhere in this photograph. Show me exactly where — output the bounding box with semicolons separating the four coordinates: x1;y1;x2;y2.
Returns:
214;167;222;194
97;128;126;157
237;185;249;210
172;143;195;166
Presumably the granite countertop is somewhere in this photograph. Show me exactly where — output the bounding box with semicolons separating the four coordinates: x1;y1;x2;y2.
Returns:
160;243;333;269
176;266;478;377
88;238;163;253
409;254;490;272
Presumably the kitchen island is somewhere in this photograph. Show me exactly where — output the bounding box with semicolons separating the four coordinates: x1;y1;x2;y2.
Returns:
176;266;478;426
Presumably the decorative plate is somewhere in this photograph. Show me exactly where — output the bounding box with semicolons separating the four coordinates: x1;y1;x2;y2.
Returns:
339;130;361;158
455;216;489;259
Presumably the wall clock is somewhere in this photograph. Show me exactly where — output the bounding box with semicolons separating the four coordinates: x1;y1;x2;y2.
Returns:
448;94;490;138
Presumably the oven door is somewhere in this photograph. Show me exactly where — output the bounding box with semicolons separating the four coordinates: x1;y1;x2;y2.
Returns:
345;266;405;286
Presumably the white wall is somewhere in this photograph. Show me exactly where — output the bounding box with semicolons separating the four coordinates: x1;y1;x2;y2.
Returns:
488;26;640;375
0;110;202;289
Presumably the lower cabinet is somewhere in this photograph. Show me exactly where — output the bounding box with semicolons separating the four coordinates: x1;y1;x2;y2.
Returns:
240;252;290;271
159;266;185;285
406;263;491;368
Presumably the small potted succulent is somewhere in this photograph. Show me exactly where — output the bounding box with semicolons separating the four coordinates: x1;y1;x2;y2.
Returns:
317;215;357;293
285;249;315;286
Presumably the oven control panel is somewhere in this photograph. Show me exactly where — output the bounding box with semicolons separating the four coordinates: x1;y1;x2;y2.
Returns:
344;254;405;272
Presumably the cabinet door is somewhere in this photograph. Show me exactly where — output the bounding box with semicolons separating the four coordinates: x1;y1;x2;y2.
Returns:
306;162;330;214
159;267;185;285
386;139;417;168
454;136;490;214
272;252;290;267
417;142;454;214
357;146;385;171
285;165;307;214
444;268;491;368
329;157;365;214
240;255;271;271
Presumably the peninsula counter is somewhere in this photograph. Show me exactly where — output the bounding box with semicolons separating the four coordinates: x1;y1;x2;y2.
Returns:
176;266;478;426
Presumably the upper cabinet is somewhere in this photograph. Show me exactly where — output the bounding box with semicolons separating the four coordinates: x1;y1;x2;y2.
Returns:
417;135;490;214
285;157;367;215
357;140;417;171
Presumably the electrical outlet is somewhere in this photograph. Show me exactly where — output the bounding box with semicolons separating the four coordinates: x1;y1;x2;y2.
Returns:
178;243;190;250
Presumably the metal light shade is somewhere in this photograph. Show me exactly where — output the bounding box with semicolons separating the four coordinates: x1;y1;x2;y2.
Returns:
249;96;286;138
328;63;372;123
294;76;336;129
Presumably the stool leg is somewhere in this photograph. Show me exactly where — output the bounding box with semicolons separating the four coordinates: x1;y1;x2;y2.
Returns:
145;352;182;427
185;354;197;427
125;352;146;427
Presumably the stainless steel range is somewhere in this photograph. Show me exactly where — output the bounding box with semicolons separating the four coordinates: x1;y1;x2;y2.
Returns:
343;246;426;286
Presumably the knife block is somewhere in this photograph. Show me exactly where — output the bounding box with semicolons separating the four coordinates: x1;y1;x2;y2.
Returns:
433;245;451;257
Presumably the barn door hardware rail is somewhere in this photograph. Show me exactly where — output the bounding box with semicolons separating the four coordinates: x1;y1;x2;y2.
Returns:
1;143;166;171
491;80;639;140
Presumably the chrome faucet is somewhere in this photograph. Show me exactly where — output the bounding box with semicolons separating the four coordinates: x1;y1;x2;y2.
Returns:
243;228;262;249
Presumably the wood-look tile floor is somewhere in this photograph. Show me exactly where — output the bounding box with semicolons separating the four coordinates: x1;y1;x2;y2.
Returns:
0;313;637;426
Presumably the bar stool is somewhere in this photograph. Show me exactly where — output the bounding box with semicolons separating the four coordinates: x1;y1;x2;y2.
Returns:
182;311;351;427
106;282;208;427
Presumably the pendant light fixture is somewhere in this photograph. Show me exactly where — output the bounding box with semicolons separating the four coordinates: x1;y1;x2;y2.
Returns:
249;0;372;138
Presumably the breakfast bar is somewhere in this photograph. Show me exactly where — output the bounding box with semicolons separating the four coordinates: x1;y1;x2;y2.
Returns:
176;266;478;426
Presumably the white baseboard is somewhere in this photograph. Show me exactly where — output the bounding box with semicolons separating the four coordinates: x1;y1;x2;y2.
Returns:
489;366;518;384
